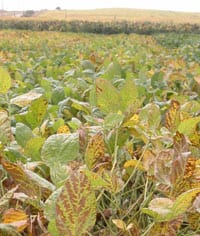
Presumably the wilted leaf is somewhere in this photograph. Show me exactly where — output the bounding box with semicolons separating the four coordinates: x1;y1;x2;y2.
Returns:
148;198;174;217
0;186;18;215
0;67;11;94
170;132;189;185
10;91;42;107
154;150;173;186
56;171;96;236
2;208;28;232
0;223;21;236
0;109;12;145
112;219;126;230
147;219;182;236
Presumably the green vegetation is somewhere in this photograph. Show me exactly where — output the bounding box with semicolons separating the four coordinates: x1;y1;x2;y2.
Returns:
0;30;199;235
1;19;200;34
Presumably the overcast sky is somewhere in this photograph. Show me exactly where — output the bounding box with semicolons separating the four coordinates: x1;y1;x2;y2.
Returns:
2;0;200;13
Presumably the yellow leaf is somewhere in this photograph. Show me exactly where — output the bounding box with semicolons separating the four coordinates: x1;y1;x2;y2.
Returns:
85;132;106;170
112;219;126;230
124;160;145;171
57;125;71;134
165;100;181;132
2;208;28;232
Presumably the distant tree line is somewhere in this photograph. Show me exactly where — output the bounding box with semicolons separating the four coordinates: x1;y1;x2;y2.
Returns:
0;19;200;35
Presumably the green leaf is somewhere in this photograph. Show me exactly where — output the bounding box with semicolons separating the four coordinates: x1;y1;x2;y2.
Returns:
140;103;161;131
81;60;95;71
143;188;200;222
96;78;121;113
103;61;122;80
41;133;79;167
0;67;11;94
120;79;138;112
24;137;45;161
15;123;34;148
15;97;48;129
48;220;60;236
51;87;65;105
44;188;63;221
83;170;111;190
171;188;200;218
151;71;165;89
56;171;96;236
49;163;69;187
104;113;124;129
178;116;200;136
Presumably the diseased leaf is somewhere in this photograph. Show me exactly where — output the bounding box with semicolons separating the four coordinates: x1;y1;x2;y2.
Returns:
85;133;105;170
147;220;182;236
56;171;96;236
165;100;181;132
41;133;79;167
0;67;11;94
124;160;145;172
0;158;54;199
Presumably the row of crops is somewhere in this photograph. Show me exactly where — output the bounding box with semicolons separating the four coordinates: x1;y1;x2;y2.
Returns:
1;19;200;34
0;30;200;235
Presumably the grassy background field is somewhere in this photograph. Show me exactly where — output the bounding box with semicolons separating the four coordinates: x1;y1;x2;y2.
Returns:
1;8;200;24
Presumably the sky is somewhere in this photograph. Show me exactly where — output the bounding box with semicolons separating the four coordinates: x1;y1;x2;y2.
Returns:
2;0;200;13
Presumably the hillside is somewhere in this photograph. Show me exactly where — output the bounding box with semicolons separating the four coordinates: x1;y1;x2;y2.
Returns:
36;8;200;23
1;8;200;24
